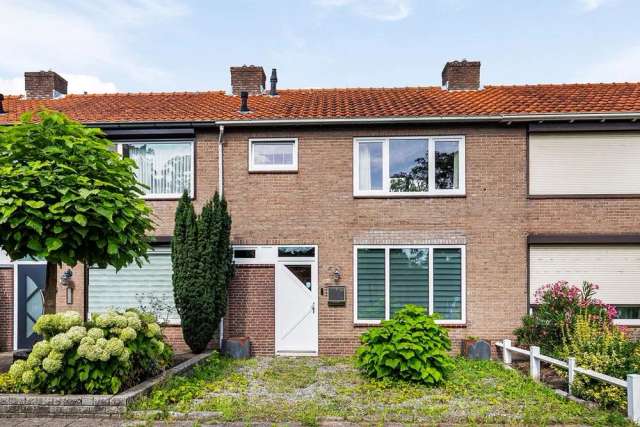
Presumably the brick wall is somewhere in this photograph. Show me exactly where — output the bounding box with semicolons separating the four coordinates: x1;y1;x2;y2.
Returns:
24;71;67;99
55;264;86;317
230;66;266;96
224;265;275;355
0;267;13;351
216;123;529;354
47;122;640;356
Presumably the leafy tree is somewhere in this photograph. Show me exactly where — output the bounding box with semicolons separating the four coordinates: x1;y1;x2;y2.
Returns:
0;110;153;311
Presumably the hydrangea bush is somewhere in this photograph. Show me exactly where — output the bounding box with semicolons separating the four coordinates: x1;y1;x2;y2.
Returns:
356;305;454;384
8;309;172;394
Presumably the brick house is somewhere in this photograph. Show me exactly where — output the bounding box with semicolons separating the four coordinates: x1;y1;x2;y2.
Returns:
1;61;640;355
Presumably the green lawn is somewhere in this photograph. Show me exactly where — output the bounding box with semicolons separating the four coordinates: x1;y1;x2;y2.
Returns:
130;353;632;426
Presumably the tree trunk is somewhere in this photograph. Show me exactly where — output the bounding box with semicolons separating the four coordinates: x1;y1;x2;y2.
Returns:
44;262;58;314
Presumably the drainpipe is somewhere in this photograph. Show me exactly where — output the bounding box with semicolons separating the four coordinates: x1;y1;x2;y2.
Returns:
217;125;225;196
217;125;225;350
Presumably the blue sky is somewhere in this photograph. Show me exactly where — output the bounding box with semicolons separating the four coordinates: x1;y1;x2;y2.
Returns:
1;0;639;94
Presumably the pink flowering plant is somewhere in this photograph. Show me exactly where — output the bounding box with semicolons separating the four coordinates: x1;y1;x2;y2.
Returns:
515;281;617;353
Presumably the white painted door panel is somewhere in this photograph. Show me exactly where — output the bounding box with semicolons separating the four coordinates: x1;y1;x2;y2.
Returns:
275;262;318;355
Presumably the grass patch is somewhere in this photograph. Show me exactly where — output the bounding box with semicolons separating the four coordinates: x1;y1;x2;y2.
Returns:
129;354;633;426
258;356;318;392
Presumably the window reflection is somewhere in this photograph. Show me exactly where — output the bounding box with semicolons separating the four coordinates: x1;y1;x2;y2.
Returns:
435;140;460;190
389;139;428;192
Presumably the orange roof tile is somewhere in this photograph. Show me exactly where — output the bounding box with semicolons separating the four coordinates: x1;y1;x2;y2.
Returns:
2;83;640;125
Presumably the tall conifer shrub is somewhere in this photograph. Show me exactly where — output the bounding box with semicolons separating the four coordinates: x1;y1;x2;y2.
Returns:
172;191;234;353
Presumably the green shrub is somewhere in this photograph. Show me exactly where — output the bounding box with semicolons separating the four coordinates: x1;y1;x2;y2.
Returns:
0;372;16;393
7;309;172;394
172;191;234;354
514;281;616;353
556;313;640;411
356;305;453;384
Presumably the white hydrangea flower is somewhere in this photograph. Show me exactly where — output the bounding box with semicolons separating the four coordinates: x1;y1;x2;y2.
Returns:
42;356;62;373
66;326;87;343
105;338;125;357
119;327;137;342
21;370;36;384
50;333;73;352
87;328;104;340
8;360;26;381
31;341;52;360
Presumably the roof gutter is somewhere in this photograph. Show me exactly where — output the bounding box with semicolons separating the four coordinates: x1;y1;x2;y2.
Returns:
215;112;640;127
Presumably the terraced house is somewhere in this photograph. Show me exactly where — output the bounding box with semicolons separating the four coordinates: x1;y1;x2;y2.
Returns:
1;60;640;355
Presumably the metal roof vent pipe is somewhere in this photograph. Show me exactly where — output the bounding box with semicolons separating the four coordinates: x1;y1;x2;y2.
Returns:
270;68;278;96
240;91;250;112
0;94;4;114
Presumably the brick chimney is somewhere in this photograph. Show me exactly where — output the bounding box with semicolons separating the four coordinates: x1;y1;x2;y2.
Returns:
25;71;68;99
441;60;481;90
230;65;266;96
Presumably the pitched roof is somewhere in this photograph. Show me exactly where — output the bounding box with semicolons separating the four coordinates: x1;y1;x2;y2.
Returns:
2;82;640;125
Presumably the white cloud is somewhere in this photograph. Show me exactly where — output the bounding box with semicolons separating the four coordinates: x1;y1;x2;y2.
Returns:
315;0;412;21
577;0;612;11
0;73;118;95
0;77;24;95
578;45;640;83
0;0;188;92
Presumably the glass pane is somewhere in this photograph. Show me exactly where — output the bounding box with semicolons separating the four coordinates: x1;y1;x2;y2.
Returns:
278;247;315;258
435;140;460;190
389;139;428;192
234;249;256;259
252;141;294;166
616;306;640;319
357;249;385;320
26;316;35;338
433;248;462;320
285;265;312;291
358;141;383;191
390;249;428;316
127;142;192;195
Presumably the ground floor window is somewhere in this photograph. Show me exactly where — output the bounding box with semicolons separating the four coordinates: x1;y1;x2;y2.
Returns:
529;244;640;325
88;245;179;324
354;245;465;324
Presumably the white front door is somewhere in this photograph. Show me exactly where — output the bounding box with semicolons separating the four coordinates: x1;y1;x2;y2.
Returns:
275;262;318;355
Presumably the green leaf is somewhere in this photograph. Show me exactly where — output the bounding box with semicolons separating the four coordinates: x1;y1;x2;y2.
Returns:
45;237;63;251
74;214;87;226
107;241;119;255
25;200;45;209
25;219;43;234
95;206;114;221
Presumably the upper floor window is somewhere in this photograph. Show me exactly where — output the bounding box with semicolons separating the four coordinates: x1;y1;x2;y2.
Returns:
529;132;640;196
249;138;298;172
120;140;194;199
353;136;465;197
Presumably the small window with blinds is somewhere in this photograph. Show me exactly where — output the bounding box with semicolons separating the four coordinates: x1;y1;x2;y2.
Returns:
120;140;194;199
354;245;465;324
88;245;179;324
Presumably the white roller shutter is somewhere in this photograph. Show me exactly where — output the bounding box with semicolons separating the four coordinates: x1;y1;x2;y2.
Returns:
529;244;640;305
529;132;640;195
88;246;179;323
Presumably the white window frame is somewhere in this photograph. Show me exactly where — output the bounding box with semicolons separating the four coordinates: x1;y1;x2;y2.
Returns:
249;138;299;172
353;244;466;325
117;139;195;200
353;136;465;197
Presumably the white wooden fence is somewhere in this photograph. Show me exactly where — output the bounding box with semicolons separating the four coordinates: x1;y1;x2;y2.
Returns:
496;340;640;424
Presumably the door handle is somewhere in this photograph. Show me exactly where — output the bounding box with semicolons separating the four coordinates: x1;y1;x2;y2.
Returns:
311;302;315;314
